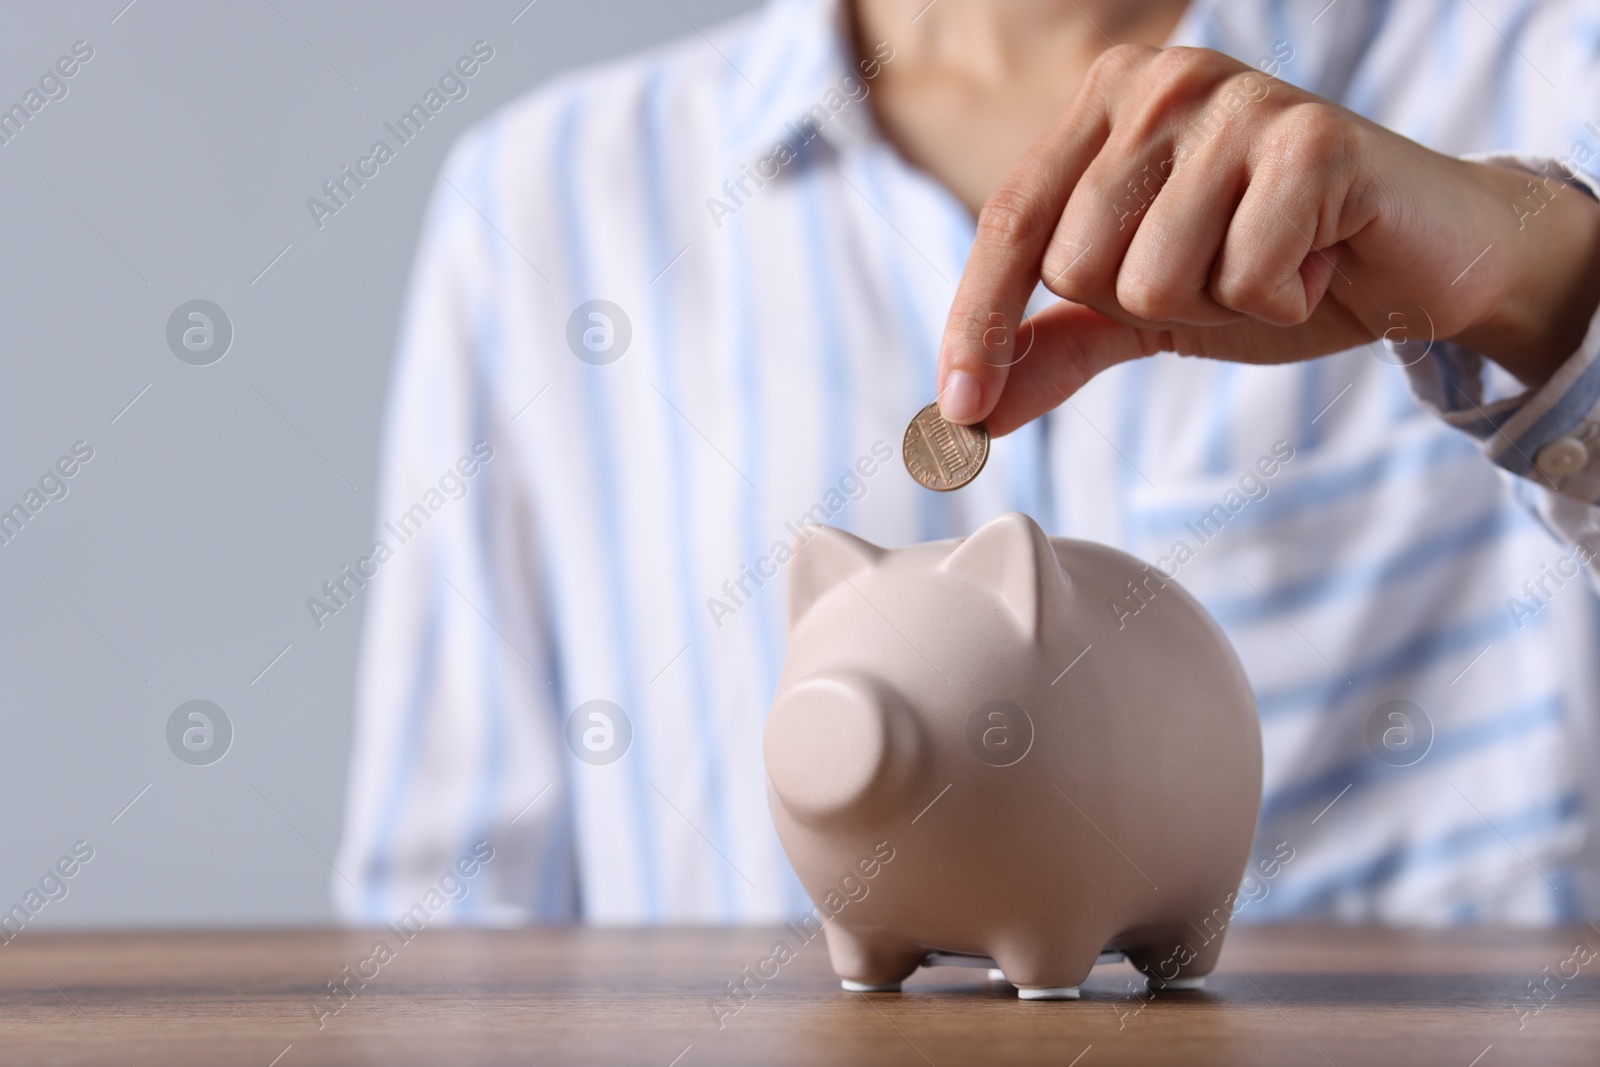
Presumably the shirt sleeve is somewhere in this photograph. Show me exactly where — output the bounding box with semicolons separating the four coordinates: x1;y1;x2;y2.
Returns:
1397;152;1600;580
332;135;576;926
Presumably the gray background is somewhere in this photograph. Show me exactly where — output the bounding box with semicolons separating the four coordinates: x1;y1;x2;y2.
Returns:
0;0;758;928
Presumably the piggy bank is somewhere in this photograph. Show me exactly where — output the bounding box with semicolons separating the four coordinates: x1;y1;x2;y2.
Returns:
764;512;1261;999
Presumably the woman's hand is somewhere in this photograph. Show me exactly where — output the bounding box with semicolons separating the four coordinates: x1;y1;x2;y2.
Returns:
936;44;1600;436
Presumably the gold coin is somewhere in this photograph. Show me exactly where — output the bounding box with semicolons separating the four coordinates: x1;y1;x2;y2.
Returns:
902;401;990;491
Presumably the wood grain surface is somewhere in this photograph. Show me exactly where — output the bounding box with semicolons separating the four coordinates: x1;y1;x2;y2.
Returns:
2;925;1597;1065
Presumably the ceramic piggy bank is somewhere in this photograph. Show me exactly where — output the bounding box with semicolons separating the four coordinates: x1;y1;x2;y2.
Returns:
764;512;1261;1000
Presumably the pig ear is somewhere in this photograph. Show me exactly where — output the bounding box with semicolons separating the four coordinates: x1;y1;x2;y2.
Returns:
940;512;1066;638
788;526;885;629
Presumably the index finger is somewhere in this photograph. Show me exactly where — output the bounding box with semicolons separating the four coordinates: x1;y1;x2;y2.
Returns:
935;67;1120;425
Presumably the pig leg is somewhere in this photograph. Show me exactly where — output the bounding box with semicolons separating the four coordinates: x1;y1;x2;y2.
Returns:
824;924;926;992
990;929;1109;1001
1122;923;1226;990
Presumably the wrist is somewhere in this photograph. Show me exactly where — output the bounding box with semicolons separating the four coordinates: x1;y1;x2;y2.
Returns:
1452;159;1600;387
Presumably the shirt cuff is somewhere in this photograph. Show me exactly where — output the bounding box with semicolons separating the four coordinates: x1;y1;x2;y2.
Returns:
1395;153;1600;505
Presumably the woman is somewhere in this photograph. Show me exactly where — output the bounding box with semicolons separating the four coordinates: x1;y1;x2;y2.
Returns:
336;0;1600;928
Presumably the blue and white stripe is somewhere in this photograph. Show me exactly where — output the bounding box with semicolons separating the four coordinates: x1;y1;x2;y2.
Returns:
335;0;1600;926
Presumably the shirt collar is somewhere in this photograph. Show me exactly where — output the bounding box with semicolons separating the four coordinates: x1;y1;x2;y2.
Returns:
722;0;1233;169
725;0;881;165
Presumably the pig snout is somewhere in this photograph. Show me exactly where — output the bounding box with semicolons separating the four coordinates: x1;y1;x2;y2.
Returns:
764;673;922;826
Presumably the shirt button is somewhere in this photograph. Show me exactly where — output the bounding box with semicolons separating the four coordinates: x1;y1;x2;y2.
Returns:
1534;436;1590;478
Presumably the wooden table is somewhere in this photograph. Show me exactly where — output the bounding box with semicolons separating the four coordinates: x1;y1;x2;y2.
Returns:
2;925;1596;1065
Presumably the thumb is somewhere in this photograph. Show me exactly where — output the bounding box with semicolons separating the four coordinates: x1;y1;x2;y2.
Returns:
980;301;1168;437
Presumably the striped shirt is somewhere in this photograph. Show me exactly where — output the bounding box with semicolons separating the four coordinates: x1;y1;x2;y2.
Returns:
334;0;1600;927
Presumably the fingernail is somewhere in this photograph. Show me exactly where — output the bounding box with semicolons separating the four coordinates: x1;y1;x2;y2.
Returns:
940;371;983;423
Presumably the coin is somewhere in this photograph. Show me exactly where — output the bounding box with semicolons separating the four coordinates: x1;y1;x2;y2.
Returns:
902;401;990;491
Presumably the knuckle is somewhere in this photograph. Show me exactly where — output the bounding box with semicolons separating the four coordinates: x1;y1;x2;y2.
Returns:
1273;103;1350;174
1213;269;1300;324
1084;42;1156;95
1116;272;1177;322
1290;99;1344;138
1147;45;1207;84
1040;198;1108;304
978;181;1049;249
1210;271;1259;313
1211;258;1268;306
1044;266;1102;309
1043;265;1092;306
1223;68;1273;106
1124;48;1217;139
1041;237;1092;298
